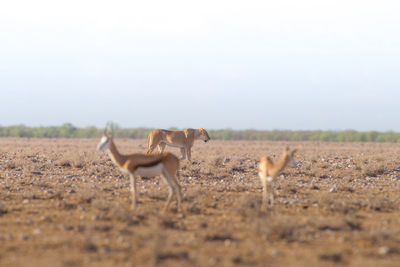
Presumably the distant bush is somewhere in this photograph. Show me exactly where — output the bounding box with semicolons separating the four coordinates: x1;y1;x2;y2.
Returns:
0;124;399;143
207;129;400;143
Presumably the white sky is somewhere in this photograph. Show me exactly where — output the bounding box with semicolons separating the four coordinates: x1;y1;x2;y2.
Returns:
1;0;400;131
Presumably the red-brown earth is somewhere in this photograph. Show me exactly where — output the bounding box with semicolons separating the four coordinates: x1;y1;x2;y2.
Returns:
0;138;400;266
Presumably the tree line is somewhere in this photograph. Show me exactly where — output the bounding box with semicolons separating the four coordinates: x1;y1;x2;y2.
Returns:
0;124;399;143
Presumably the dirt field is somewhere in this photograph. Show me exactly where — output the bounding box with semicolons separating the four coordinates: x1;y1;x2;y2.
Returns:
1;138;400;267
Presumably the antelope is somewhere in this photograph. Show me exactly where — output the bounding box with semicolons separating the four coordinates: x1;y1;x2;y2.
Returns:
258;147;297;212
97;127;183;213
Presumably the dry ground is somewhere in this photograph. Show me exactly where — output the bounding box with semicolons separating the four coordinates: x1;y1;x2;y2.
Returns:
1;138;400;267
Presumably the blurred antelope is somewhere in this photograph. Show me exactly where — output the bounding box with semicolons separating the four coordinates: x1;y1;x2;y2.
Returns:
97;125;183;213
258;147;297;212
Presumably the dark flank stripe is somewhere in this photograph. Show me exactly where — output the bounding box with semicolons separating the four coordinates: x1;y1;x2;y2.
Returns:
133;159;163;171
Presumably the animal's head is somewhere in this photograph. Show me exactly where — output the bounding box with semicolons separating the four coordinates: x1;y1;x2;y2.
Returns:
199;128;210;143
97;124;113;151
283;146;297;167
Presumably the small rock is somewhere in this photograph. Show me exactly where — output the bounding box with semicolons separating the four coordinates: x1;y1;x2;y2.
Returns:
270;249;283;257
378;246;391;255
224;239;231;246
33;228;42;235
22;199;29;204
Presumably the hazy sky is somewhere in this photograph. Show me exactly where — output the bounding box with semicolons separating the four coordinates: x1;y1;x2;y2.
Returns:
1;0;400;131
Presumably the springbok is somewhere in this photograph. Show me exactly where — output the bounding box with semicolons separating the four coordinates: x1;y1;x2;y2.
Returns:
258;146;297;212
97;127;183;213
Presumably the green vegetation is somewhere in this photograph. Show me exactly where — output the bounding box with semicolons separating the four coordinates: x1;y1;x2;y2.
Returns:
0;124;400;143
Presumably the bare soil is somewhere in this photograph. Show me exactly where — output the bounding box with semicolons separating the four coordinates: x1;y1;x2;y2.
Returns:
1;138;400;267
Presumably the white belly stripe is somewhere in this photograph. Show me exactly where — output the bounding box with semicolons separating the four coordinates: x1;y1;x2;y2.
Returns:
134;162;164;177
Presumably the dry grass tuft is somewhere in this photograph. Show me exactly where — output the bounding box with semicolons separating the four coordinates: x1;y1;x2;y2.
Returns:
261;216;305;243
56;152;94;169
318;193;362;214
362;164;386;177
313;217;362;231
233;193;262;218
367;196;398;212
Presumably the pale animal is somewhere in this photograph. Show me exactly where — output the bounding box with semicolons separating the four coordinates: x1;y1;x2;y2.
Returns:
147;128;210;161
258;147;297;212
97;127;183;213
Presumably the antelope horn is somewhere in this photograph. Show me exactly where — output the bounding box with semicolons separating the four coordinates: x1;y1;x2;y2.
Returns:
107;122;114;137
104;122;113;137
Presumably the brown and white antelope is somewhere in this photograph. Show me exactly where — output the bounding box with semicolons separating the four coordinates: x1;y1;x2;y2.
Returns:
97;127;183;213
258;147;297;212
